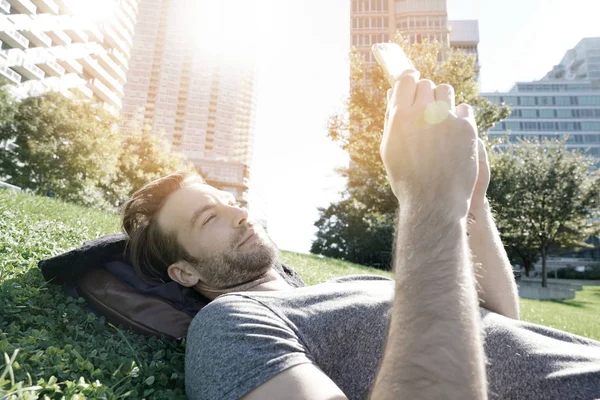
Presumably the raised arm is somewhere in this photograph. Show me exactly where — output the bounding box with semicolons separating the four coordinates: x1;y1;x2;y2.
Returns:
467;139;520;319
370;72;487;400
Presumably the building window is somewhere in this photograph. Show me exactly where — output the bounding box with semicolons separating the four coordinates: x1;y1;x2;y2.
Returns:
505;121;521;131
582;122;600;131
539;109;555;118
520;97;536;106
556;109;573;118
521;109;537;118
537;96;553;106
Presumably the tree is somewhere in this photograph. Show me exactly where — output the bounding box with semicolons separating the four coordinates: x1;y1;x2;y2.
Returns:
312;36;510;265
0;92;121;208
311;198;395;269
487;138;600;287
327;36;510;216
103;124;195;206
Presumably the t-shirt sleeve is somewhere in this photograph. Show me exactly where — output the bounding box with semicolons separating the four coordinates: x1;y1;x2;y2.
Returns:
185;294;313;400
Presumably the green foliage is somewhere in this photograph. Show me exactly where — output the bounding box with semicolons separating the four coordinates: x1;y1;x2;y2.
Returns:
487;138;600;286
315;35;509;265
0;91;195;210
555;265;600;280
0;93;120;209
103;125;195;207
311;198;395;269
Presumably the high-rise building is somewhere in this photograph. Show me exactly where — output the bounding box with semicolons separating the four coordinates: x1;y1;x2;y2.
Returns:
121;0;258;205
544;37;600;81
0;0;138;115
350;0;480;70
483;38;600;158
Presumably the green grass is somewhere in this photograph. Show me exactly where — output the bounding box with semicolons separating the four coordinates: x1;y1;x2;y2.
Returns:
520;287;600;340
1;189;599;398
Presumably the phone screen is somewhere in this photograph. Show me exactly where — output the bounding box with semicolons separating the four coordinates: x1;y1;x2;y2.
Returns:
372;43;414;87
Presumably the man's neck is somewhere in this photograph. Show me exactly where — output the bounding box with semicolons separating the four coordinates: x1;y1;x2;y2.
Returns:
195;268;293;300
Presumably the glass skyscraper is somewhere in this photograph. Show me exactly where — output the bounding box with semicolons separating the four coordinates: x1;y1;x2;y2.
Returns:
483;38;600;158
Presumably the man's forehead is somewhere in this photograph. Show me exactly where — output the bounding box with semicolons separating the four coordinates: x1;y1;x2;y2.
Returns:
158;184;233;230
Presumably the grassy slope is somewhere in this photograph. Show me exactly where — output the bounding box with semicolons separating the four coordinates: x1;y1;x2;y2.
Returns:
1;190;599;398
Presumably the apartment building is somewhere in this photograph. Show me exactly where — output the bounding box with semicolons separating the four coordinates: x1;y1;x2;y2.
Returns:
350;0;479;70
121;0;258;205
0;0;138;115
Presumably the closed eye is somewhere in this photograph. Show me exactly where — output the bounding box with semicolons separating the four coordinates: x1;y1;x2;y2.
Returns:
203;215;215;225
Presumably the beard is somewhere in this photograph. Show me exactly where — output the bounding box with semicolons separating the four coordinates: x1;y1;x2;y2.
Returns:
191;226;278;289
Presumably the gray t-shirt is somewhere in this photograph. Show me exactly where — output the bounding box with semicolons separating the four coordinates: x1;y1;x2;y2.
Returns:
185;275;600;400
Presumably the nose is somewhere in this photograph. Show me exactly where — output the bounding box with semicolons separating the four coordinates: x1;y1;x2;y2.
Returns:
231;205;249;227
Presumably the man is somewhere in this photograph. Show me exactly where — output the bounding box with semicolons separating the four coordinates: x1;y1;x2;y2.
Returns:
122;71;600;400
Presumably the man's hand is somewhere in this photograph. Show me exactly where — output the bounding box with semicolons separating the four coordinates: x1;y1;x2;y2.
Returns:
381;70;479;219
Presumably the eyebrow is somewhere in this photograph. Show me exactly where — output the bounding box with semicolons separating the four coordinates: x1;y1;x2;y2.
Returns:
190;203;216;227
189;195;237;227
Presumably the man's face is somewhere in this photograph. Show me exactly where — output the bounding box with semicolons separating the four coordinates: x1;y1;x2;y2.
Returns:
157;183;278;289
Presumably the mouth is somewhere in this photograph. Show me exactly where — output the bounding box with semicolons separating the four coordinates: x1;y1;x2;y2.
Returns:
238;228;256;248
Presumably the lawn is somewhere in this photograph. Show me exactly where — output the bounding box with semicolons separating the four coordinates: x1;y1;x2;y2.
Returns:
1;189;599;398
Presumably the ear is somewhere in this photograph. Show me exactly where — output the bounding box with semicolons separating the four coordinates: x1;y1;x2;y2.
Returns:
167;261;201;287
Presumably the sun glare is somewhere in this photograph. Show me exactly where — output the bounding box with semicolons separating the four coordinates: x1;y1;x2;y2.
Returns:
70;0;117;23
185;0;270;67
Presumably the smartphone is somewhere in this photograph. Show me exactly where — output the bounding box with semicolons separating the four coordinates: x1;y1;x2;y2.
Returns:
371;43;415;88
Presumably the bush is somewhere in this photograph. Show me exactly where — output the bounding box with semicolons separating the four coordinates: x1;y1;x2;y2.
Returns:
555;264;600;280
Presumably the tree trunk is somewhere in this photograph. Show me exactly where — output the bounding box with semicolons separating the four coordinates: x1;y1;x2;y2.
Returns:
523;260;531;277
541;247;548;288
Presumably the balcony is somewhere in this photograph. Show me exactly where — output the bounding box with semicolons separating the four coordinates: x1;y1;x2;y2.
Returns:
57;57;82;74
80;55;123;96
85;24;103;43
86;78;121;109
11;58;45;81
0;62;21;84
0;0;10;13
97;52;126;83
102;25;130;58
0;28;29;49
125;0;137;13
116;6;134;35
21;29;52;47
37;57;65;77
7;0;36;14
53;0;71;14
107;48;128;69
31;0;58;14
121;2;136;23
65;27;88;43
70;83;93;99
109;19;131;46
46;29;71;45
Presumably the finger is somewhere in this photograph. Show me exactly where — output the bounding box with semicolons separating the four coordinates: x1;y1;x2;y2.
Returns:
415;79;435;106
456;103;474;119
456;103;477;129
391;69;420;108
434;84;455;111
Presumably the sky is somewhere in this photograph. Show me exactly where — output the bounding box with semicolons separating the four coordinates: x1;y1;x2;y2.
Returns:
248;0;600;254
